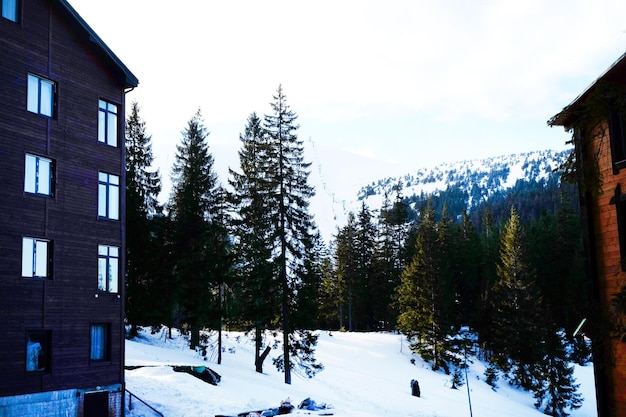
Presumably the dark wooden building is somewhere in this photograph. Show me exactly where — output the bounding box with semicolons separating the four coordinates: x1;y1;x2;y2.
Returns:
0;0;137;415
550;53;626;417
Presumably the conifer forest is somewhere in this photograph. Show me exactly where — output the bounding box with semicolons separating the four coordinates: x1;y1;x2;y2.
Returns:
125;86;587;414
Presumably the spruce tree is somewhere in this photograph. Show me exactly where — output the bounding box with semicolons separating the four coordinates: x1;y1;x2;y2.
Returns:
125;101;162;336
533;330;583;416
336;213;359;331
488;206;543;389
228;112;278;372
356;202;377;329
397;198;455;372
168;109;220;349
375;185;410;329
455;210;482;328
262;85;317;384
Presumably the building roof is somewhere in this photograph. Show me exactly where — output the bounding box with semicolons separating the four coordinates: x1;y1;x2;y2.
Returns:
56;0;138;89
550;51;626;129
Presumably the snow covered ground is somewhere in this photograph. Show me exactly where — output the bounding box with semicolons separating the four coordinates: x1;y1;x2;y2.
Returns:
124;328;597;417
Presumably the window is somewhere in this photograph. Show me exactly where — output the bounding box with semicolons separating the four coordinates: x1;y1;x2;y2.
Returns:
90;324;110;361
22;237;52;279
27;74;55;118
98;245;119;293
98;100;118;146
609;109;626;173
24;154;54;196
1;0;18;22
613;184;626;272
26;330;50;373
98;172;119;220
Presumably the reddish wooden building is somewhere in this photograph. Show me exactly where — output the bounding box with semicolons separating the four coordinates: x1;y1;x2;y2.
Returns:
551;53;626;417
0;0;137;415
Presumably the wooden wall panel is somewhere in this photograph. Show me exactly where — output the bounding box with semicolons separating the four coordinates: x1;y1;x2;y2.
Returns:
1;0;127;400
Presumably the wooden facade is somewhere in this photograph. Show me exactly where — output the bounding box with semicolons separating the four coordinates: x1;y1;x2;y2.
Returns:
0;1;137;416
551;53;626;417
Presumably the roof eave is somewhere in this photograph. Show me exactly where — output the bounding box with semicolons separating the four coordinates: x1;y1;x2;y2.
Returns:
57;0;139;89
550;51;626;129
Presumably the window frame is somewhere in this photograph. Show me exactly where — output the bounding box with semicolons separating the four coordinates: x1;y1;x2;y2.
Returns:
21;236;52;279
24;153;54;197
25;330;51;374
89;323;111;362
1;0;19;22
27;73;56;118
98;99;119;147
97;244;119;293
612;184;626;272
98;172;120;220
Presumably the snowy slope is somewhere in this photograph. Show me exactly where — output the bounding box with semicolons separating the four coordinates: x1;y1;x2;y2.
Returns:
309;149;571;242
124;328;596;417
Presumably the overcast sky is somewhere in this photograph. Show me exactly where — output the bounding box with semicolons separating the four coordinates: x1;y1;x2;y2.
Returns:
70;0;626;202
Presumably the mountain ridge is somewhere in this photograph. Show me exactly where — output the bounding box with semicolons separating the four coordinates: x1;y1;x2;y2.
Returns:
354;149;571;210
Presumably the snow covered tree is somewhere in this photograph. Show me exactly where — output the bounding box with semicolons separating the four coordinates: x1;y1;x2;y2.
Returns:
125;101;162;336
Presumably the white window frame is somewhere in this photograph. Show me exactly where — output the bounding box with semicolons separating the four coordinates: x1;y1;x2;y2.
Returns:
27;73;55;118
98;245;119;293
1;0;18;22
98;99;118;147
22;237;50;279
24;154;53;196
98;172;119;220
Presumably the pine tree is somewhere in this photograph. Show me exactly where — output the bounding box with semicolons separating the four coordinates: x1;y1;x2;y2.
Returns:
262;85;317;384
228;112;278;372
355;202;377;329
336;213;359;331
455;210;483;328
125;101;162;336
317;253;342;329
533;330;583;416
375;184;410;329
475;208;500;357
397;198;455;372
168;109;220;350
488;206;544;389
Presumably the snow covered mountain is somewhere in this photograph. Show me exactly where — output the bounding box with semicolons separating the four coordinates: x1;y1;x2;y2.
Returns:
356;149;571;208
311;149;572;241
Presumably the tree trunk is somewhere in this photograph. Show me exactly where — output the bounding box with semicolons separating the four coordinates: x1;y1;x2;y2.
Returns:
190;325;200;350
256;346;272;373
255;325;263;373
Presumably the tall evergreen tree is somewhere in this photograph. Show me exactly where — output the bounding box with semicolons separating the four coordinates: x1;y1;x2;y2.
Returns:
335;213;358;331
125;101;162;336
476;208;500;352
262;85;317;384
455;209;483;328
228;112;278;372
355;202;377;329
168;109;220;349
487;206;544;389
375;184;410;329
397;198;456;372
